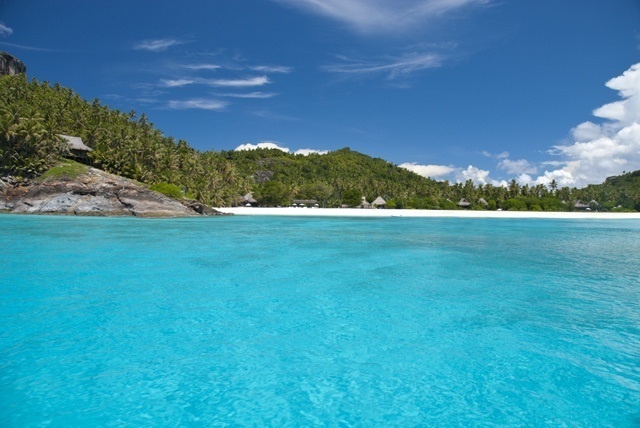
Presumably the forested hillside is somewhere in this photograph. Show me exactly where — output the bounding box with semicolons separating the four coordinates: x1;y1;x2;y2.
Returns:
1;74;639;211
0;74;247;206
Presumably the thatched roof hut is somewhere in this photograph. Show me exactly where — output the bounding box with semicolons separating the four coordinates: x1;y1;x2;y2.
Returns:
574;200;590;210
60;134;92;162
241;192;258;207
357;196;371;209
477;198;488;206
372;196;386;208
457;198;471;208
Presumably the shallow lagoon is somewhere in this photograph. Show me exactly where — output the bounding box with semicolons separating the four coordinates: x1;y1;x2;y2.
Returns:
1;215;639;426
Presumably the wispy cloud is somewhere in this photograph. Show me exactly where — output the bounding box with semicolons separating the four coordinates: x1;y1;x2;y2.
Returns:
160;78;195;88
274;0;489;34
251;109;300;121
0;41;62;52
183;64;222;71
133;38;186;52
219;92;277;99
159;76;271;88
0;23;13;37
497;158;537;175
167;99;229;110
250;65;293;74
324;51;443;79
209;76;271;87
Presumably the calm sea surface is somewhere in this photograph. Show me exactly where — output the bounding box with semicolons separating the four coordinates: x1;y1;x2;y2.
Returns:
1;214;639;427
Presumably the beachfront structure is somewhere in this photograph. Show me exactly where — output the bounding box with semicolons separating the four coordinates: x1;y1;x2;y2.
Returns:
457;198;471;208
574;200;599;210
574;200;590;210
60;134;92;163
372;196;386;208
240;192;258;207
357;196;371;209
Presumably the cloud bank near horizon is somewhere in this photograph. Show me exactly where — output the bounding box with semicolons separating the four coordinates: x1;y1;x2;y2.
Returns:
402;62;640;188
235;142;329;156
523;62;640;188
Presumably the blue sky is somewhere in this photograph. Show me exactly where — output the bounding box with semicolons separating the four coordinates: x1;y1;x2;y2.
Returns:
1;0;639;187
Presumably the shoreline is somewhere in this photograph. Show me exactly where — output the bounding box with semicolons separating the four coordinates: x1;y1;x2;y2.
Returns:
215;207;640;220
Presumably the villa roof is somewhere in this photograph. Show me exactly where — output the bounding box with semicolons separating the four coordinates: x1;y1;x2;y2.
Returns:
60;134;92;152
243;192;258;204
372;196;386;206
457;198;470;207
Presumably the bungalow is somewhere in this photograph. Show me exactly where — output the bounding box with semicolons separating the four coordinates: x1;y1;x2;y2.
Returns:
574;200;590;210
60;134;92;163
372;196;387;209
457;198;471;208
357;196;371;209
239;192;258;207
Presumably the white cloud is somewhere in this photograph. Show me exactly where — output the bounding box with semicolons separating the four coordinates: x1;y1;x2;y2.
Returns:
530;62;640;188
0;23;13;37
570;121;603;141
160;78;195;88
399;162;455;179
234;142;328;155
456;165;489;185
455;165;506;187
220;92;277;99
274;0;488;34
294;149;330;156
133;38;185;52
251;65;293;73
183;64;222;71
159;76;271;89
325;51;443;79
497;158;537;175
167;99;228;110
209;76;270;87
235;142;290;152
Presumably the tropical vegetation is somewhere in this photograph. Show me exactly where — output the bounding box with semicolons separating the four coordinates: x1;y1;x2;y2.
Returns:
1;73;639;211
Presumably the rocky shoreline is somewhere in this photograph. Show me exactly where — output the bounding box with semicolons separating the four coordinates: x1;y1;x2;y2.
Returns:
0;168;227;217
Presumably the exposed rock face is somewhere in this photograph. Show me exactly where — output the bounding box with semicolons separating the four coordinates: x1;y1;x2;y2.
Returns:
0;52;27;76
0;168;226;217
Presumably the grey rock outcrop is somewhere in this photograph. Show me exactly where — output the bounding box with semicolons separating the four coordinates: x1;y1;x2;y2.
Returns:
0;52;27;76
1;168;225;217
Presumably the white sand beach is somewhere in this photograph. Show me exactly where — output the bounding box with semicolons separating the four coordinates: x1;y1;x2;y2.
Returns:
216;207;640;219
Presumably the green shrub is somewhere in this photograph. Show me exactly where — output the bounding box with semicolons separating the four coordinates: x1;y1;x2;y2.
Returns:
149;182;183;199
38;160;88;181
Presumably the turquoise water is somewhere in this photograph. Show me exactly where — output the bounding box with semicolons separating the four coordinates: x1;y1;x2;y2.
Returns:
1;215;639;427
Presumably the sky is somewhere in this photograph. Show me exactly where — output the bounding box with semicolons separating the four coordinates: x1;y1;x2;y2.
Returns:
1;0;640;188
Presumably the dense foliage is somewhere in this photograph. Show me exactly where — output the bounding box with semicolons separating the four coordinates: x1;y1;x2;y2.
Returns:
1;74;639;211
0;74;248;206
